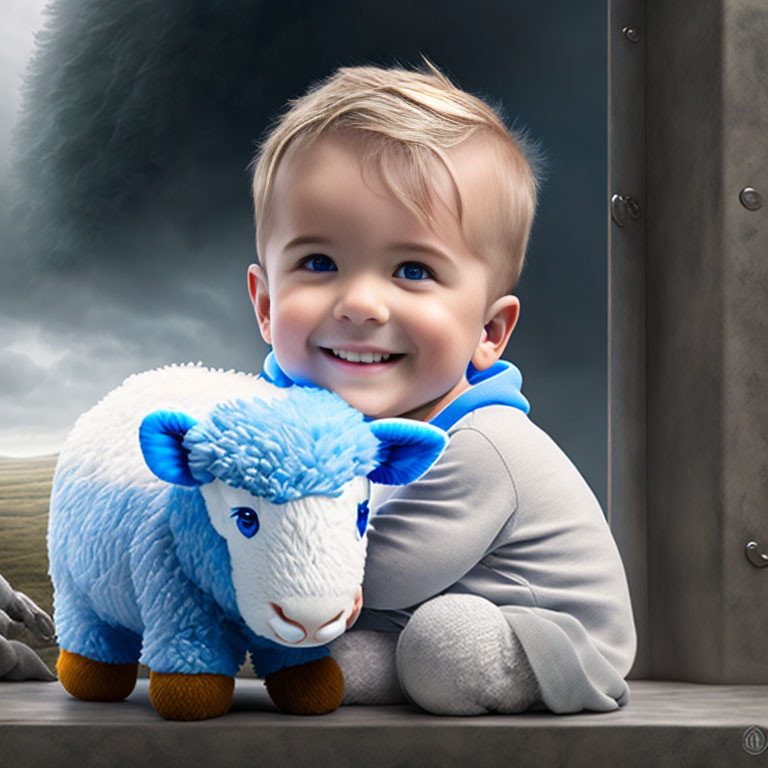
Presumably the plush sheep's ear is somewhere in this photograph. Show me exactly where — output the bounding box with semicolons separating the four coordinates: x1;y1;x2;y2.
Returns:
367;419;449;485
139;410;205;487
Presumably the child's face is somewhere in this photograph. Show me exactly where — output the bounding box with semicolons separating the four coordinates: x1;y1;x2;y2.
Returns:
249;131;519;421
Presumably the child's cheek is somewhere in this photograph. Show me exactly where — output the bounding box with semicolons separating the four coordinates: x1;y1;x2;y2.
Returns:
268;292;323;371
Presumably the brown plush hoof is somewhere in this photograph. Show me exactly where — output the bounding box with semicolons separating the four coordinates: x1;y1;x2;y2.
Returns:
265;656;344;715
149;671;234;720
56;649;138;701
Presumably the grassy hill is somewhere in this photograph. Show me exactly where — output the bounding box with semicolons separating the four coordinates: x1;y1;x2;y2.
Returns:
0;454;59;670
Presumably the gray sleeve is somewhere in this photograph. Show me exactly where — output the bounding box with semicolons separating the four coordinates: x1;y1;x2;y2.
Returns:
362;427;518;610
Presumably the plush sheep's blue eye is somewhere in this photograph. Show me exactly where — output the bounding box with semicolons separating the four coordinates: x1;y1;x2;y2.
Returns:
356;499;370;538
230;506;260;538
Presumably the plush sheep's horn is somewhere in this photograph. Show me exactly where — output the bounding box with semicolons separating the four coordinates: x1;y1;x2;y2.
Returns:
367;419;448;486
139;410;208;486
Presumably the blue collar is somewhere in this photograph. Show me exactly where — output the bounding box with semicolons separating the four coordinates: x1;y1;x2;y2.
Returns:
259;350;529;432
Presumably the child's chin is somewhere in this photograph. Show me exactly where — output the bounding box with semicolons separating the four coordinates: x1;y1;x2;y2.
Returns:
337;392;397;419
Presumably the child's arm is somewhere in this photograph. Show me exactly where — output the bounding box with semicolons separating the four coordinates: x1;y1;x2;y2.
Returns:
363;426;516;610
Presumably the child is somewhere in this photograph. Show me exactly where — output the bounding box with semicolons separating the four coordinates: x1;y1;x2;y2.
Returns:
246;56;636;715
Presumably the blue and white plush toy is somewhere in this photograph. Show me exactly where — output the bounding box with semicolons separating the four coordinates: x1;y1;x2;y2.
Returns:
47;363;447;720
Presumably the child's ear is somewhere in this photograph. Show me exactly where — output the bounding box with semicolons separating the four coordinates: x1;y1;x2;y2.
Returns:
247;263;272;345
472;295;520;371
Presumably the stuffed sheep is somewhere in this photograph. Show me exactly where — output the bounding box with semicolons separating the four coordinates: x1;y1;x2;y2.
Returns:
47;364;447;720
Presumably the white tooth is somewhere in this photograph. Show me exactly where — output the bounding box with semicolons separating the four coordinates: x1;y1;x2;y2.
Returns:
331;348;392;363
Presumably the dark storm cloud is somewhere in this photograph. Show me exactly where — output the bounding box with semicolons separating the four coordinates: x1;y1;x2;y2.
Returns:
2;0;303;451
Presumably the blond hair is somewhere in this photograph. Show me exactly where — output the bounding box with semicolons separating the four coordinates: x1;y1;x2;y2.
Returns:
249;54;546;298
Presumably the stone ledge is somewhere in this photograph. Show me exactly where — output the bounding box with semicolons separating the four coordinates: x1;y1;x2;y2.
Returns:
3;679;768;767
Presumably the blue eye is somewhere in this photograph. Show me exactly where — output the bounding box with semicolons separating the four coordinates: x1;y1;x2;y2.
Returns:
230;507;260;538
301;254;337;272
356;499;370;538
394;262;431;281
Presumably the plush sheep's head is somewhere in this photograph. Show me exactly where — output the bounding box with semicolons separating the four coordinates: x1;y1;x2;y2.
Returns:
139;385;447;648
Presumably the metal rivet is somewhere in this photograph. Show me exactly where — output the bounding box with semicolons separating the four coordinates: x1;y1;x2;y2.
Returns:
622;26;640;43
745;540;768;568
611;194;641;227
739;187;762;211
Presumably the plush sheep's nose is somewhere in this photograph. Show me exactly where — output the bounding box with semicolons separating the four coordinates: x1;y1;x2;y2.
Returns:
269;588;363;645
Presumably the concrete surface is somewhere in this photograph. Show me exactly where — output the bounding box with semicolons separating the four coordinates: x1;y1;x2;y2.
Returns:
2;679;767;767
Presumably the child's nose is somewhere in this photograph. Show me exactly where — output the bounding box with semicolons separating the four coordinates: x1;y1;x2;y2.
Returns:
332;278;390;325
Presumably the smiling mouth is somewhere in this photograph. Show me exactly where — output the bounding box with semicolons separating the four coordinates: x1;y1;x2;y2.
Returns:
320;347;405;365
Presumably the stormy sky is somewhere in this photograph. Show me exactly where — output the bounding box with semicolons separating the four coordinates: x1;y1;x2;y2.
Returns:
0;0;609;508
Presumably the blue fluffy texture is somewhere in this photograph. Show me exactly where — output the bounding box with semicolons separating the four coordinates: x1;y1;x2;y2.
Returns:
49;466;247;674
166;485;240;620
49;465;147;662
183;386;381;503
134;498;247;675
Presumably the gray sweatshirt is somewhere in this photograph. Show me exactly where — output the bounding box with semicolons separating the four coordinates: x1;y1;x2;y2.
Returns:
356;360;637;714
